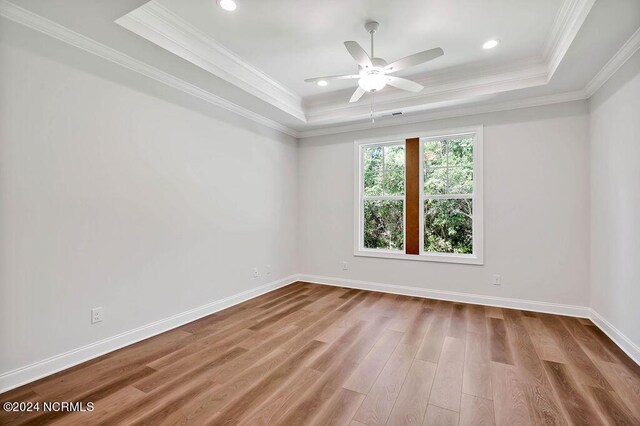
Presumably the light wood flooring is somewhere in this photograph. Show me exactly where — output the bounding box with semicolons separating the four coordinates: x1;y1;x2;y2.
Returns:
1;282;639;425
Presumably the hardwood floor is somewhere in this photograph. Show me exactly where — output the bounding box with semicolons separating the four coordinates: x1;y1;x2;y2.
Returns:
1;282;639;425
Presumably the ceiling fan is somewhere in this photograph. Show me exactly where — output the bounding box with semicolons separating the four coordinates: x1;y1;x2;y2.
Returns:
304;21;444;103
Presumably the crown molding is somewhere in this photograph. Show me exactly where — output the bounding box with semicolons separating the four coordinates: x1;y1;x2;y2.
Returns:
584;26;640;97
544;0;596;78
0;0;299;138
297;90;588;138
116;1;306;122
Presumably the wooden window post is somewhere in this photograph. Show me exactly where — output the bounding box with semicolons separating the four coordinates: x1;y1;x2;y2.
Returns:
405;138;420;255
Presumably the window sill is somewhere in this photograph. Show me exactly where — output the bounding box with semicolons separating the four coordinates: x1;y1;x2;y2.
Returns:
353;249;483;265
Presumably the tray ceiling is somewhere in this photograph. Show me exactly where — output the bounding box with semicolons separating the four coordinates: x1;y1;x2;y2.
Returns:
114;0;596;124
151;0;561;98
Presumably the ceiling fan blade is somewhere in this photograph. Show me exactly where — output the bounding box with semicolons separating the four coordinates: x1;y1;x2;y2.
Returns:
349;86;366;103
344;41;373;68
384;47;444;73
304;75;359;83
386;76;424;93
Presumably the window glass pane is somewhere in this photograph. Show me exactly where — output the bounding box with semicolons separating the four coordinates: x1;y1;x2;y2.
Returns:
424;166;447;195
424;198;473;254
447;137;474;168
424;140;446;195
363;146;383;196
424;136;474;195
424;140;446;167
364;200;404;250
447;166;473;194
383;145;405;196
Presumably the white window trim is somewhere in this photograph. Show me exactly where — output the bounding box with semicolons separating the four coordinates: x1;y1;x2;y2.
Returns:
353;125;484;265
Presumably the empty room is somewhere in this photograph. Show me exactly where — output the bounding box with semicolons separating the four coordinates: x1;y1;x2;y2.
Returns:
1;0;639;424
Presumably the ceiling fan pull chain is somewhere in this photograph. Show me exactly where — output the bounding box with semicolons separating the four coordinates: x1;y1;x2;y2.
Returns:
371;92;375;124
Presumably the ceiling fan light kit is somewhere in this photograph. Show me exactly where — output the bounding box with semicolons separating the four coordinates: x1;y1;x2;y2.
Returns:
304;21;444;103
358;73;387;92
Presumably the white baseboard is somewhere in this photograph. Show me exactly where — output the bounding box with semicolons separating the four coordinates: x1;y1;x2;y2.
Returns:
0;275;298;394
589;309;640;366
2;273;637;393
299;274;640;366
298;274;590;318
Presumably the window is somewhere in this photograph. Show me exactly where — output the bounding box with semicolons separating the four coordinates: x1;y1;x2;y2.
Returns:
361;142;405;251
354;127;483;264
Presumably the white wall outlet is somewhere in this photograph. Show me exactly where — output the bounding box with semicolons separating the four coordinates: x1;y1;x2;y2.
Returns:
91;307;104;324
491;274;502;285
341;261;348;271
253;268;259;278
266;264;271;275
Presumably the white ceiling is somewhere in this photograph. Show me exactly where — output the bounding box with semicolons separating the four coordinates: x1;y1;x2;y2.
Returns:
2;0;639;135
153;0;561;98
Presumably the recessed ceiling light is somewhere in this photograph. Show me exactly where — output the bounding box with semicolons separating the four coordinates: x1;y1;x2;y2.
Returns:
217;0;237;12
317;80;328;87
483;39;499;49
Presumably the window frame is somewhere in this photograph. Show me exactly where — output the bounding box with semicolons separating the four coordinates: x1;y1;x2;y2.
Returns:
353;125;483;265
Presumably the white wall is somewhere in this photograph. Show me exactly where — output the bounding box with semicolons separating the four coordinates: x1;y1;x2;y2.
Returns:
1;12;637;387
298;102;591;307
589;50;640;348
0;25;298;374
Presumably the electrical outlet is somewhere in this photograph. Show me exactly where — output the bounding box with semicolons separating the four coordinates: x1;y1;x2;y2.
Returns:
253;268;259;278
491;274;502;286
341;261;348;271
91;307;104;324
266;264;271;275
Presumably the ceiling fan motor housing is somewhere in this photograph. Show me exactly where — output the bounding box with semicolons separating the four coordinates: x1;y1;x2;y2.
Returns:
369;57;388;68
